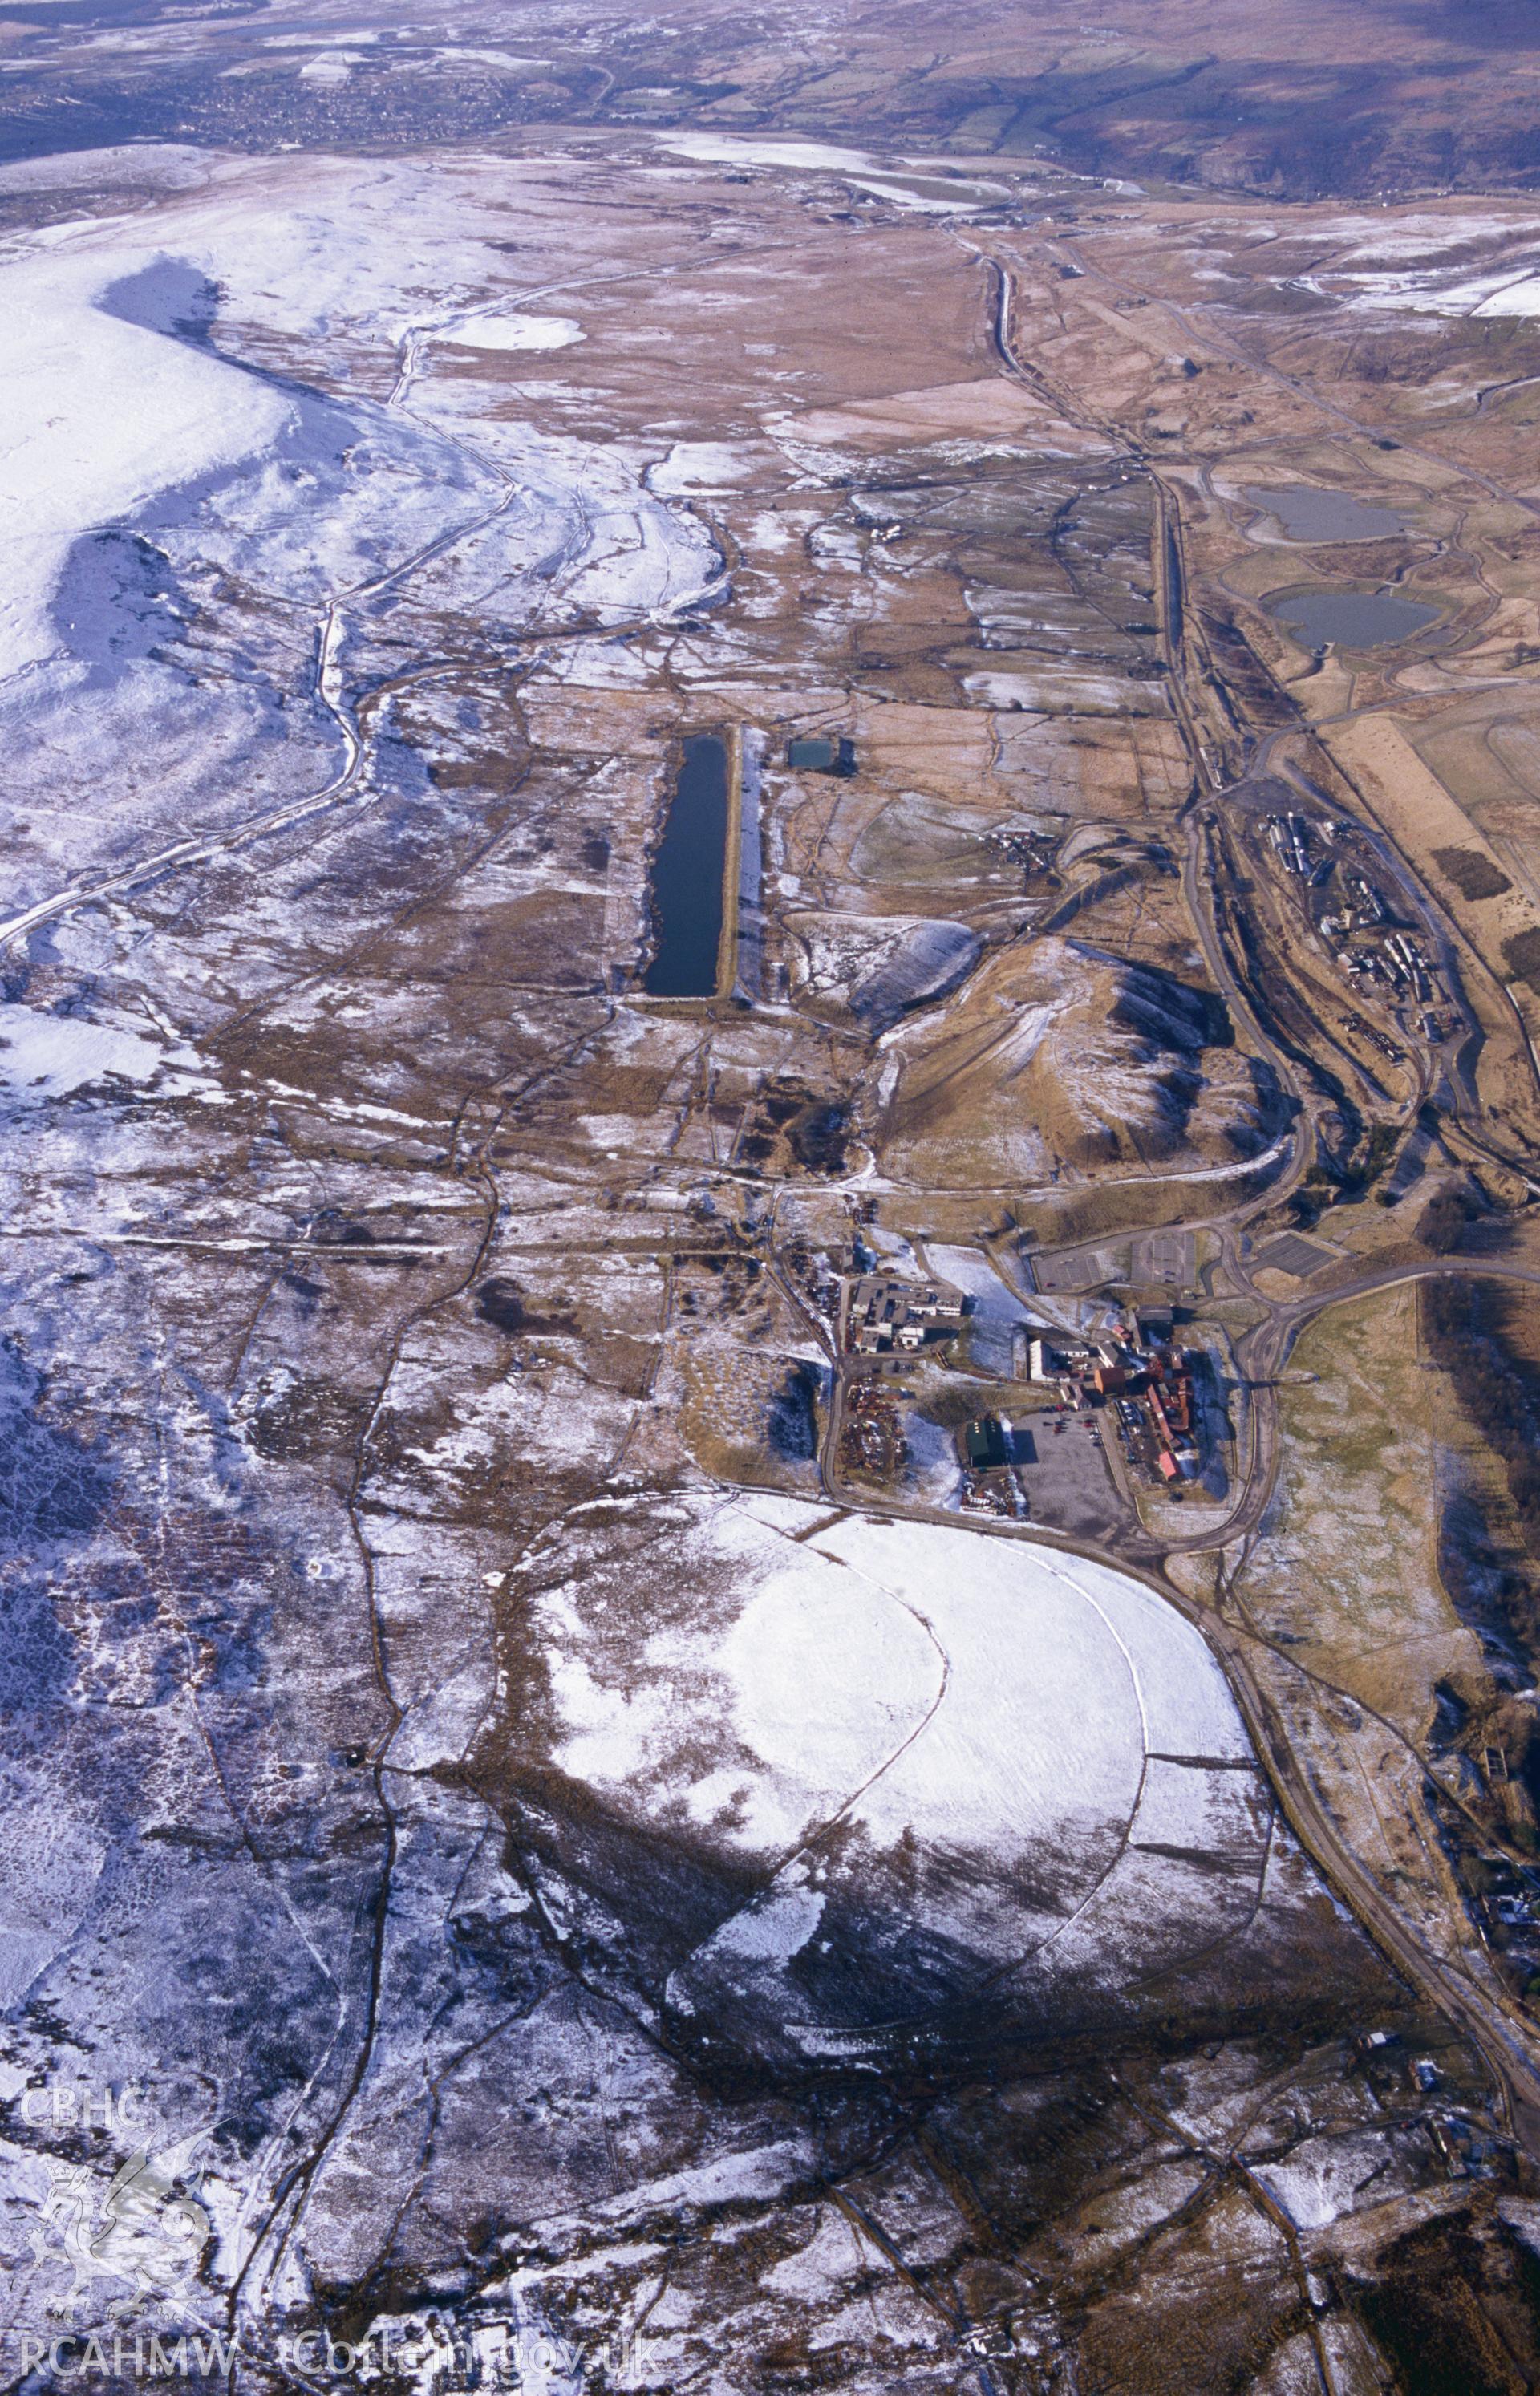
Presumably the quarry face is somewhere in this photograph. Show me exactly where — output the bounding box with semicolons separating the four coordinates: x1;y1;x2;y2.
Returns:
7;12;1540;2389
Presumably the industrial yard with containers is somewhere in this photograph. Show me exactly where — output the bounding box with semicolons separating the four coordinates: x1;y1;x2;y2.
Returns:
1259;805;1455;1053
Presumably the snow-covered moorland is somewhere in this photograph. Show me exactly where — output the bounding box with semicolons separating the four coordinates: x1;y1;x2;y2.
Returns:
0;152;721;935
0;131;1425;2382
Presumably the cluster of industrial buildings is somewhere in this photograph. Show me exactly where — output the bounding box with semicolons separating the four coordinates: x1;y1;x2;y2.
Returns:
834;1267;1207;1507
1268;812;1451;1046
845;1272;967;1358
1027;1322;1202;1484
987;824;1059;884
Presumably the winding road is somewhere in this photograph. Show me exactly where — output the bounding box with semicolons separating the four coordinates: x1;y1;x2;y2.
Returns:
781;239;1540;2166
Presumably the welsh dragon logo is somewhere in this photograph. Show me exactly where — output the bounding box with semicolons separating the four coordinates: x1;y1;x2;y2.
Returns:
26;2146;211;2321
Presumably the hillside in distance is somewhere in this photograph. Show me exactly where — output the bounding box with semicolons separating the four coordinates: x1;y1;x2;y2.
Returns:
6;0;1540;199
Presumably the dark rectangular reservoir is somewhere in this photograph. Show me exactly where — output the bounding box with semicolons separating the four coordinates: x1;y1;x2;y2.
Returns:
644;732;730;997
787;734;857;776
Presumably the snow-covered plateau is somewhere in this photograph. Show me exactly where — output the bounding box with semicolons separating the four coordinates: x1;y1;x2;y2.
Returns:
0;153;721;931
507;1495;1303;2067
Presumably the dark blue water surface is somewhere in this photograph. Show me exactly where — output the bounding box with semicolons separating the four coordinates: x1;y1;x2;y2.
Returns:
644;732;729;997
